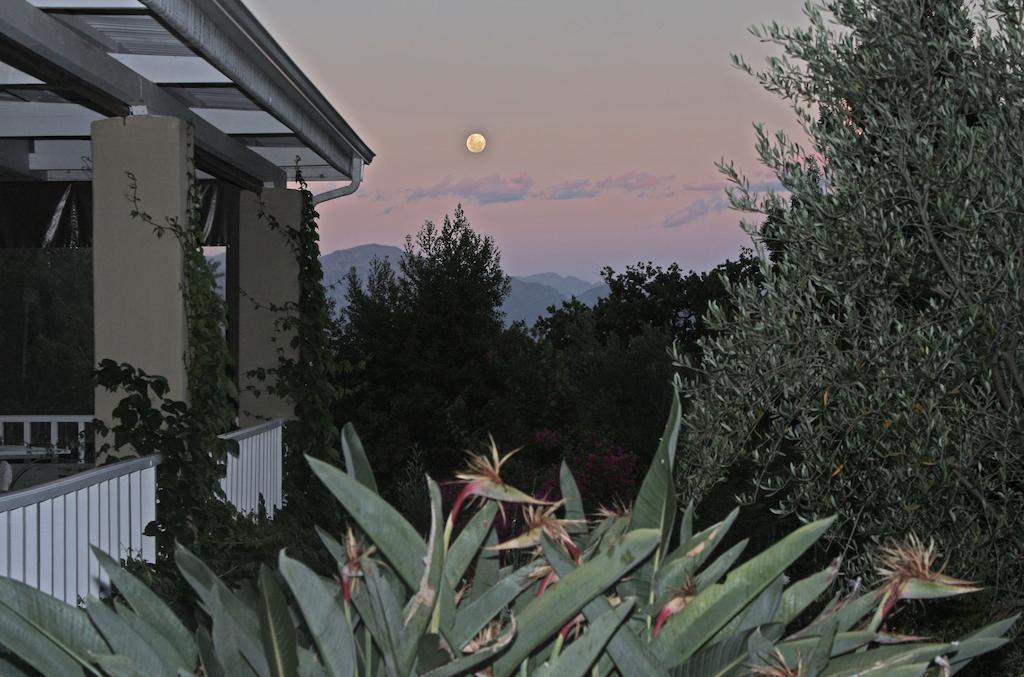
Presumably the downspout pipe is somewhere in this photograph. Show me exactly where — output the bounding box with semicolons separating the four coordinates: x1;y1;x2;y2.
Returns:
312;157;363;204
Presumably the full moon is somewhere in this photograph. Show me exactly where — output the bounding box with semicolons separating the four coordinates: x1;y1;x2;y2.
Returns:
466;133;486;153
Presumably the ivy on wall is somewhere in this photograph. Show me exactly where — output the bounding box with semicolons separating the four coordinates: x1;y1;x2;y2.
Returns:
247;170;350;509
96;124;238;557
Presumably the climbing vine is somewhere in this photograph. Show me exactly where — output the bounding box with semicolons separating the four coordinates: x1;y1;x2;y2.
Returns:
247;169;349;509
96;123;237;558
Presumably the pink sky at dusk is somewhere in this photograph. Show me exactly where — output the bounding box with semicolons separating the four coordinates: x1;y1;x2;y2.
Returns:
245;0;808;280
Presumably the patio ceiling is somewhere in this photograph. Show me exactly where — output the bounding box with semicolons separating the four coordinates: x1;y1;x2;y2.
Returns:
0;0;374;188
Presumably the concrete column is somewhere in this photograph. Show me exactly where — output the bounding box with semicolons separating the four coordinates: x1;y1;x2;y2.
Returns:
236;188;301;424
92;116;189;460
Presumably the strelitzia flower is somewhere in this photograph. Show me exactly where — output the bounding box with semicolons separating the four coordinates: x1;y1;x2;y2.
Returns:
652;576;697;637
490;500;585;561
445;437;550;545
340;525;377;603
874;534;980;619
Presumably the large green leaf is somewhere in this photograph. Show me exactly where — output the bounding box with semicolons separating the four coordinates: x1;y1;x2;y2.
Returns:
94;548;196;668
545;534;669;677
88;653;147;677
207;585;262;677
653;516;834;667
422;625;514;677
948;614;1019;674
278;552;355;677
773;558;840;628
0;598;91;676
451;562;535;649
176;545;267;676
491;528;660;677
110;600;191;674
694;540;748;591
467;528;501;604
669;625;775;677
0;576;109;676
196;627;226;677
631;391;682;562
257;567;299;677
660;508;739;579
445;502;498;590
86;597;172;677
361;559;404;677
341;423;378;494
308;456;426;591
534;600;634;677
559;461;586;529
400;479;445;673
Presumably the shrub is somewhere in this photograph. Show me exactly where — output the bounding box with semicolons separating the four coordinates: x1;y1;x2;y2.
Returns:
0;394;1014;676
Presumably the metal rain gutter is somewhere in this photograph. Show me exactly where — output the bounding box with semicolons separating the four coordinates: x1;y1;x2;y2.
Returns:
312;157;362;204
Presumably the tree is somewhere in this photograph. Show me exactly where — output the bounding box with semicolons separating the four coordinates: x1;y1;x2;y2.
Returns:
679;0;1024;611
337;205;523;496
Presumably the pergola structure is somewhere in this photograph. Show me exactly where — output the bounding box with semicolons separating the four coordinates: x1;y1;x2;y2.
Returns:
0;0;374;443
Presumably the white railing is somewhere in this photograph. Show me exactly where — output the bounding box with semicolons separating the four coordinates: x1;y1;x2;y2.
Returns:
218;419;284;518
0;455;158;605
0;415;94;460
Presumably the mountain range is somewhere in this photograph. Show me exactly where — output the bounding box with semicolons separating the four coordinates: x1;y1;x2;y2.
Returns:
211;244;608;326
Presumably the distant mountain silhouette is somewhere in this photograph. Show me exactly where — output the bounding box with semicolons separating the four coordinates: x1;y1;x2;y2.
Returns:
517;272;598;299
209;243;608;327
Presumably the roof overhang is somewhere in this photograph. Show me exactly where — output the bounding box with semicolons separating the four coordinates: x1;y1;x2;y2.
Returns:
0;0;373;189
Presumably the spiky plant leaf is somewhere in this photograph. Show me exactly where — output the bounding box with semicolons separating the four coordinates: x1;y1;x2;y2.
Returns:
400;478;445;673
491;528;660;677
341;422;378;494
451;562;534;649
0;577;108;676
773;559;840;628
111;600;191;673
195;627;226;677
94;548;196;668
559;461;586;528
653;516;834;666
308;455;426;592
257;567;299;677
631;390;682;561
278;552;355;677
545;531;668;677
445;501;497;590
534;600;634;677
86;597;173;677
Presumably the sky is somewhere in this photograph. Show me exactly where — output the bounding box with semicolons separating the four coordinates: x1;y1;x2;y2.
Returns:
244;0;808;280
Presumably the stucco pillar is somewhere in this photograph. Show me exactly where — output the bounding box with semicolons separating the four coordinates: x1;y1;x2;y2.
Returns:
236;188;301;425
91;115;189;460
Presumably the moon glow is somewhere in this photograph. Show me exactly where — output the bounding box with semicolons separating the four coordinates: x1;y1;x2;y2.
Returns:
466;133;487;153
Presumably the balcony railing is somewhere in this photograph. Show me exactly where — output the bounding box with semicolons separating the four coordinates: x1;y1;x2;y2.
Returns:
0;455;158;605
0;417;285;604
0;415;94;462
219;418;284;518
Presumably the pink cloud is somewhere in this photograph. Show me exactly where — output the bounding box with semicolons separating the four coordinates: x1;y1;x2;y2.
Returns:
658;196;732;228
407;174;534;204
597;171;674;194
535;178;600;200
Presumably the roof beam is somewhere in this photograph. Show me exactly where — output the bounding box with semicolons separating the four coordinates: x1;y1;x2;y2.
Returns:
142;0;372;179
0;0;285;188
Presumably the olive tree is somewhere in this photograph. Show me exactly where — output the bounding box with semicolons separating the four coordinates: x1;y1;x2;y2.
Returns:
678;0;1024;601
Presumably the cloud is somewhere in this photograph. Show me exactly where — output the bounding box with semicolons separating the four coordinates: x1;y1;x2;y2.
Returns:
535;171;675;200
597;171;674;195
658;196;732;228
535;178;600;200
407;174;533;204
